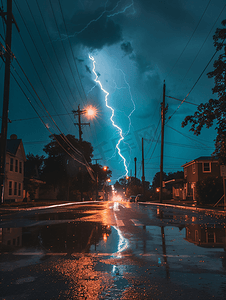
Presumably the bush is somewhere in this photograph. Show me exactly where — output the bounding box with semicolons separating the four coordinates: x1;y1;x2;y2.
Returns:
196;176;223;205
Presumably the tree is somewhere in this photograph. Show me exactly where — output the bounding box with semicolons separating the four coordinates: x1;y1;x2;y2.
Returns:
24;154;45;201
196;176;223;205
182;19;226;163
42;134;94;200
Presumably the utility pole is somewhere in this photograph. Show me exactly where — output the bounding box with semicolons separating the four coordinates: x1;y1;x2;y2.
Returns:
0;0;19;204
159;81;166;203
73;105;90;142
134;157;137;182
141;138;145;195
73;105;90;201
93;158;101;201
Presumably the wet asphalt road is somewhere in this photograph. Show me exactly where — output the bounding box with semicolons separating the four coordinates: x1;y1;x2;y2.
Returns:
0;200;226;299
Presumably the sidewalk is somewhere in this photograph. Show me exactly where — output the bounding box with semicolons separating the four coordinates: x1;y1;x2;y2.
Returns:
140;198;226;215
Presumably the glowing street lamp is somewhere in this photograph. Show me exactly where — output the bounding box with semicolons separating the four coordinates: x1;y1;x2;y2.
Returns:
103;166;108;171
85;105;98;120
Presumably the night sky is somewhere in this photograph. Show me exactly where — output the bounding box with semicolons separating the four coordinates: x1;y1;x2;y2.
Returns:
0;0;225;184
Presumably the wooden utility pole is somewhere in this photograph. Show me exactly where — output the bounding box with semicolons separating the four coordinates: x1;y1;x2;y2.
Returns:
134;157;137;181
73;105;90;142
93;158;101;201
159;81;166;203
73;105;90;201
0;0;19;204
142;138;145;195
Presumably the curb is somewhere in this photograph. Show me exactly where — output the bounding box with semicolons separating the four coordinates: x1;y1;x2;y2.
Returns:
138;201;226;215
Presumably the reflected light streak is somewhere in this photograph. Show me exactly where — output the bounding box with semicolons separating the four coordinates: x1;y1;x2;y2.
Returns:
89;54;129;177
113;225;128;256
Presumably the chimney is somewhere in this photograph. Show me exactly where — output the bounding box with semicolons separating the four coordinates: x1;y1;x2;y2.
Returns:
10;134;17;140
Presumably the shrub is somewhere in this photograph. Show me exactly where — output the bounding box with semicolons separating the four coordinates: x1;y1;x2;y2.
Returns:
196;176;223;205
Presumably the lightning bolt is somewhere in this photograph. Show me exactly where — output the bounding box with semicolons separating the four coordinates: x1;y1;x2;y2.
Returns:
89;54;129;177
57;0;135;41
115;68;135;136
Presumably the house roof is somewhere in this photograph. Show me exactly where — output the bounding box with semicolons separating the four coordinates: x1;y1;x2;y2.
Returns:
6;139;22;155
181;156;218;168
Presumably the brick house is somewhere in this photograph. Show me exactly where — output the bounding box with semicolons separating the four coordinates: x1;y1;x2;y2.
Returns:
181;156;221;201
4;134;26;202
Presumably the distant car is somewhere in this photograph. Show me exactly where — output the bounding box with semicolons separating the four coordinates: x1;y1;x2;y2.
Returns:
129;195;136;202
135;194;146;202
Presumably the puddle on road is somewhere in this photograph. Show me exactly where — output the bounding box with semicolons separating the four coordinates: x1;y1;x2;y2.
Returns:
0;221;112;254
1;213;226;299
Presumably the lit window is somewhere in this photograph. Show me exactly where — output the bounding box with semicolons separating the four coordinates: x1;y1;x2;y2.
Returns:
203;162;211;172
10;158;13;171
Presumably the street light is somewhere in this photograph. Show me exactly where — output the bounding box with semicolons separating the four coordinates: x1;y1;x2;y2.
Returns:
85;105;98;120
103;166;108;171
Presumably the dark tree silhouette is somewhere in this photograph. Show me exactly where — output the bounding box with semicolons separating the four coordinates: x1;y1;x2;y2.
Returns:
182;19;226;163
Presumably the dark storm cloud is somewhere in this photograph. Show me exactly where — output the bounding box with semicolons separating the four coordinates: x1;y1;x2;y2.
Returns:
137;0;194;26
76;57;84;63
121;41;133;56
67;8;123;50
85;65;91;73
130;53;154;74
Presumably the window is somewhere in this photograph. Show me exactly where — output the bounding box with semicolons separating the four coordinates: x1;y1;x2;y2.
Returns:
10;158;13;171
192;164;195;174
19;161;22;174
14;182;17;195
184;168;187;177
18;183;21;196
9;181;12;195
203;162;211;172
15;160;18;172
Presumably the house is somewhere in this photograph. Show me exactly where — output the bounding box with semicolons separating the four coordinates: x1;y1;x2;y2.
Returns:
181;156;221;201
4;134;26;202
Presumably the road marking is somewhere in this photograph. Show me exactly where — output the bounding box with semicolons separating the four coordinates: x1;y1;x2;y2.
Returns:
131;219;144;226
116;219;124;227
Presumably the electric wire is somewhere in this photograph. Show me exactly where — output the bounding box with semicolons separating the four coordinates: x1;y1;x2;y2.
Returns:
24;0;75;124
165;124;213;148
10;70;86;166
12;53;89;162
10;65;95;178
34;0;76;108
167;49;218;122
57;0;88;102
49;0;85;105
14;0;70;133
165;0;212;79
167;4;226;121
178;3;226;87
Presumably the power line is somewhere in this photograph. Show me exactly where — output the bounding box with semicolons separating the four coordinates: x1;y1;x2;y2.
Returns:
167;49;218;122
14;0;70;133
34;0;76;108
57;0;88;102
165;124;213;148
24;0;75;124
178;3;226;86
49;0;85;105
10;66;94;178
167;3;226;121
165;0;212;79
